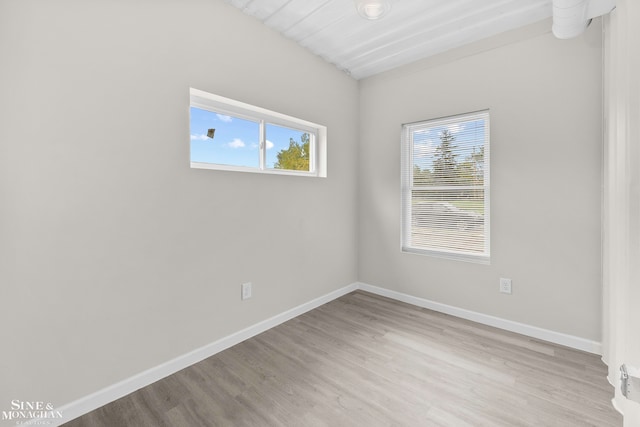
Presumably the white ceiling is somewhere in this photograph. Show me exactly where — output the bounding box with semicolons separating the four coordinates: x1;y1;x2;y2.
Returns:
226;0;553;79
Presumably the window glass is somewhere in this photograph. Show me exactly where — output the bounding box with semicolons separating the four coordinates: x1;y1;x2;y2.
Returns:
190;106;260;168
402;111;490;263
189;88;326;177
266;123;311;172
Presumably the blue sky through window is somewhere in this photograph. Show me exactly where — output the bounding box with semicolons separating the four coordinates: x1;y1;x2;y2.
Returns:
412;118;485;171
190;106;307;169
190;106;259;167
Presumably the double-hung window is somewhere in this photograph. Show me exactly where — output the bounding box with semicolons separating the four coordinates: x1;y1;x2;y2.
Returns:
401;110;490;263
189;88;327;177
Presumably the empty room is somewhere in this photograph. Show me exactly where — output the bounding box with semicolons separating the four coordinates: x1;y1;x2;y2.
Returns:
1;0;639;426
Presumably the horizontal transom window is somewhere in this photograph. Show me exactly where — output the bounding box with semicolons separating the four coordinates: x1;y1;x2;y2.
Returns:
190;88;326;177
401;110;490;263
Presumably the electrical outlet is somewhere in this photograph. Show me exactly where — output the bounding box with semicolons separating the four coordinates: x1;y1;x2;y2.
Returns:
241;282;252;300
499;278;512;294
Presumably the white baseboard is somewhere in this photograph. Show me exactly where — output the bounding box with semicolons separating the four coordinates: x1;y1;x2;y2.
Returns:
40;283;358;426
356;282;602;355
41;280;601;425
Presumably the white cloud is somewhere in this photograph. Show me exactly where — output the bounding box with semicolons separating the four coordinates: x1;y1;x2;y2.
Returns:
216;114;232;122
447;123;464;134
228;138;245;148
190;134;209;141
250;141;274;150
414;140;435;158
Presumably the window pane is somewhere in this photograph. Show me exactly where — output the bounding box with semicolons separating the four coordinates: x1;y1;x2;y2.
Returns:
412;118;486;186
402;110;489;261
411;189;485;254
266;123;311;171
190;106;259;168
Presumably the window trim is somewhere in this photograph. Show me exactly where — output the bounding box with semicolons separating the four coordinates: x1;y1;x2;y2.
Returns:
189;88;327;177
401;110;491;264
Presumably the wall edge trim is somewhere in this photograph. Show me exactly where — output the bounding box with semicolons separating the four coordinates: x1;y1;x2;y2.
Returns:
40;281;601;426
41;283;358;426
356;282;602;355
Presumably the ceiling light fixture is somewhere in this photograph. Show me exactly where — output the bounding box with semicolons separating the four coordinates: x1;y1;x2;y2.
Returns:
355;0;391;20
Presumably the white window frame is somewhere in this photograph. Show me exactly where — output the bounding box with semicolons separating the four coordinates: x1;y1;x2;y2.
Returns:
189;88;327;177
401;110;490;264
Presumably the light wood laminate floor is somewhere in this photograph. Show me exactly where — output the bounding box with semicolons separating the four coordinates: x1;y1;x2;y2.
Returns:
64;291;621;426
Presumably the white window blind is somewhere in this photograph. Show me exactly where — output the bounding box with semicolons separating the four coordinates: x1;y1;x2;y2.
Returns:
401;110;490;263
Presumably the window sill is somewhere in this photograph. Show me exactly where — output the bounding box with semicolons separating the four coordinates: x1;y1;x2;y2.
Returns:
191;162;323;178
402;246;490;265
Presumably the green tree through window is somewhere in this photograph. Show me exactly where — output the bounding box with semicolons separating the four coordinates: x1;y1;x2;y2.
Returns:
274;133;310;171
432;129;458;184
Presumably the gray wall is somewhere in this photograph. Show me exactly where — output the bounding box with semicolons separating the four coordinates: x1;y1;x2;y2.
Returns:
358;20;603;341
0;0;358;408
